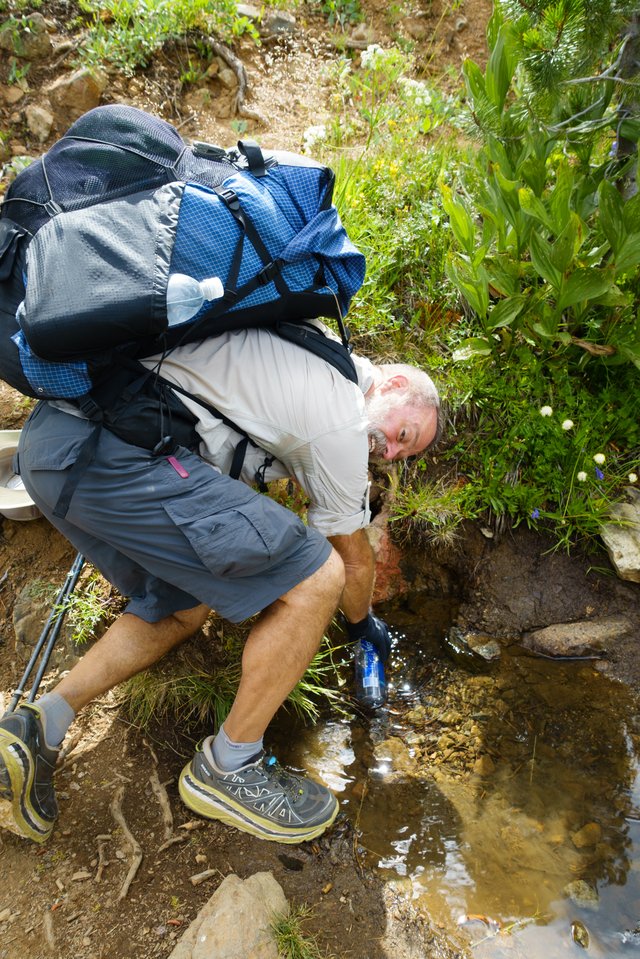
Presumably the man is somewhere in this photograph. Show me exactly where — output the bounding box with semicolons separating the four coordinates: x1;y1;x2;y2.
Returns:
0;325;440;845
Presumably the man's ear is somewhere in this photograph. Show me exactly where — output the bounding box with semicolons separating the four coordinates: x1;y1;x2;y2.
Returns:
379;374;408;395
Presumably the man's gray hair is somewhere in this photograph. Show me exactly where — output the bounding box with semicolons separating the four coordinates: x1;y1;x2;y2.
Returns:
377;362;443;449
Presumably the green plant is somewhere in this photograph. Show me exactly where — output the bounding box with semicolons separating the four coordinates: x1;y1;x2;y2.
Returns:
441;16;640;370
271;904;336;959
318;0;363;31
122;629;348;731
75;0;259;75
57;572;119;645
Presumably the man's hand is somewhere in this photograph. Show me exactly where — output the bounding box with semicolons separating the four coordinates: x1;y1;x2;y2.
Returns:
345;612;392;661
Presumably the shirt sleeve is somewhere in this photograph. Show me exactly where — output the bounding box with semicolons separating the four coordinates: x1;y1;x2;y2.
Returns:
298;427;372;537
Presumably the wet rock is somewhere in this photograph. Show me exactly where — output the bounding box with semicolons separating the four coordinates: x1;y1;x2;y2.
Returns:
571;822;602;849
167;872;287;959
473;754;495;777
564;880;599;910
25;104;54;143
0;12;52;60
405;704;427;725
522;615;632;658
373;736;420;779
46;68;108;125
601;496;640;583
442;627;500;670
571;919;590;949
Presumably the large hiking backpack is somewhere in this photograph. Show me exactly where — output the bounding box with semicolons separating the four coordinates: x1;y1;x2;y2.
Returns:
0;104;365;405
0;105;366;512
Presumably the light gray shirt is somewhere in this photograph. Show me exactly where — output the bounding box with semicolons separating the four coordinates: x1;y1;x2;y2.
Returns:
142;327;374;537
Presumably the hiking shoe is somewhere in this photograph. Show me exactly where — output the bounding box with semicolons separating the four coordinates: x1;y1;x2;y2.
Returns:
178;737;338;844
0;703;59;843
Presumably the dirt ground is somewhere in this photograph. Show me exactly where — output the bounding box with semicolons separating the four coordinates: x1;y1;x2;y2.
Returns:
5;0;618;957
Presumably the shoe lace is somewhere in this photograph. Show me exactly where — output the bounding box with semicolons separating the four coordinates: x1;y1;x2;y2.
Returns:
263;755;305;805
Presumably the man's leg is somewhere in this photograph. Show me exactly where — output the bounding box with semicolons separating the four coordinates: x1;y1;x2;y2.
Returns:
0;603;210;843
179;549;345;844
54;604;210;712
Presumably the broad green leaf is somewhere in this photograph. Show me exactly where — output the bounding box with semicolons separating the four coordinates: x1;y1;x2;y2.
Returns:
485;255;521;296
532;322;557;340
446;256;489;318
557;268;614;312
518;187;554;230
451;337;494;362
549;213;582;273
614;233;640;274
440;184;476;255
487;295;526;330
485;26;515;112
549;161;574;234
529;231;562;289
623;193;640;234
518;156;547;198
598;180;626;254
618;118;640;142
463;59;487;108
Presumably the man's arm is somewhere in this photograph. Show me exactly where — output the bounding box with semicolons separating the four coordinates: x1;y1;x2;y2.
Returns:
327;528;375;623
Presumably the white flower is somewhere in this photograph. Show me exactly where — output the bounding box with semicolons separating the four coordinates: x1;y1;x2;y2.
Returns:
302;124;327;153
360;44;385;70
577;471;587;482
593;453;606;465
540;406;553;417
562;419;574;430
629;473;638;484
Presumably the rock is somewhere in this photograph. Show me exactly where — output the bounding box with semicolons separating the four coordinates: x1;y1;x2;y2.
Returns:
167;872;288;959
13;585;83;672
260;10;296;36
373;736;420;779
564;879;599;910
0;12;52;60
473;754;495;777
366;508;409;603
236;3;261;19
217;67;238;90
404;17;429;40
46;68;108;125
571;822;602;849
522;615;632;658
25;103;54;143
1;84;25;105
442;626;501;670
601;499;640;583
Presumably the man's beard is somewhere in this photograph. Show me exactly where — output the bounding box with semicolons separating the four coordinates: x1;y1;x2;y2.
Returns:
367;426;387;463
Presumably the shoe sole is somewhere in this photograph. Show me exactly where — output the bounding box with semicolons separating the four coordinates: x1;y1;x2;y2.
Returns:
178;765;338;844
0;729;53;843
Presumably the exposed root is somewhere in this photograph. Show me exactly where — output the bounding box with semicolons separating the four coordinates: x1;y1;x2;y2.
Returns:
109;785;143;900
145;740;174;841
201;36;267;124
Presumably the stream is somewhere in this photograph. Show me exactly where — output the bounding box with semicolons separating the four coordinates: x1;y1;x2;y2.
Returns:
277;594;640;958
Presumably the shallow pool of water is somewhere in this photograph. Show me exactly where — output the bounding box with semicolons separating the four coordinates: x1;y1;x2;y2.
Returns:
277;595;640;958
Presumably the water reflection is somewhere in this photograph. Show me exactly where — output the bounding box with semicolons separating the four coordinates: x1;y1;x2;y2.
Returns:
274;593;640;958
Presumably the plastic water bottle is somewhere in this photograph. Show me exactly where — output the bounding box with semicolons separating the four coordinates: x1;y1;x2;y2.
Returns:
354;639;386;708
166;273;224;326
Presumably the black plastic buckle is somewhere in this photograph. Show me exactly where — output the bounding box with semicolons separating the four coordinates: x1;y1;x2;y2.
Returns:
256;261;281;286
216;187;240;211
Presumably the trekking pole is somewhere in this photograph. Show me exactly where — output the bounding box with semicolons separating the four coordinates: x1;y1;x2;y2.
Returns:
5;552;85;715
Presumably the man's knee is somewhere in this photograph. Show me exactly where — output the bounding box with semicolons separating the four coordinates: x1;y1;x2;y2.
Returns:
285;549;345;612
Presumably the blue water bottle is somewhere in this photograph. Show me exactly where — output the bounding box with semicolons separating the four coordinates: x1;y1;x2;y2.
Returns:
354;639;386;708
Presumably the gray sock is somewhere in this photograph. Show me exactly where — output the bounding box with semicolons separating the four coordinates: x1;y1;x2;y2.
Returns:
33;692;76;748
211;723;263;772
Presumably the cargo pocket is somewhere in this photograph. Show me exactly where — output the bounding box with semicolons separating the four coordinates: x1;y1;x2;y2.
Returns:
162;482;306;578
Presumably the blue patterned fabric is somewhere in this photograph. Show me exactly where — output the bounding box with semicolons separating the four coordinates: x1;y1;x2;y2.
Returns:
12;331;91;398
169;160;365;324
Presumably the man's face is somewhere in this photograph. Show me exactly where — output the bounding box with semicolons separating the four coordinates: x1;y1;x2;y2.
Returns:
365;390;437;463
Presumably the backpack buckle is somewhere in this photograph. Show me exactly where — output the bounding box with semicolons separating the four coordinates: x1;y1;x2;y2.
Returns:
216;187;240;211
256;261;281;286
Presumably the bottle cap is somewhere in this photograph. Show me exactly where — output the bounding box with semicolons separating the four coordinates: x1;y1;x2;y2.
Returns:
200;276;224;301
